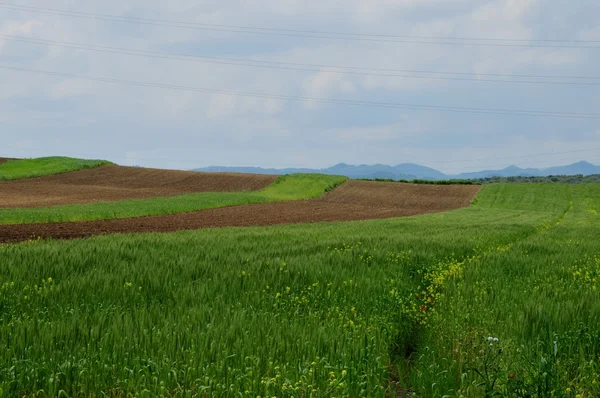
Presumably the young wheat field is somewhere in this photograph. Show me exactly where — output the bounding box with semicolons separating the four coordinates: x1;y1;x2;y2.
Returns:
0;183;598;396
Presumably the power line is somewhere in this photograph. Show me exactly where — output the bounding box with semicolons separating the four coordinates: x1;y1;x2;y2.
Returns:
1;3;599;49
3;35;600;86
5;3;594;44
2;64;599;119
7;35;600;80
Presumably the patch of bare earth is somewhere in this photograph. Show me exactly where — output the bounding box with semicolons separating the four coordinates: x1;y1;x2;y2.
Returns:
0;180;480;243
0;165;278;208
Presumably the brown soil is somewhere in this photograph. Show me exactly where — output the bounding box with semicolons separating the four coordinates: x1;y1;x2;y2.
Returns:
0;165;278;208
0;158;18;164
0;181;479;243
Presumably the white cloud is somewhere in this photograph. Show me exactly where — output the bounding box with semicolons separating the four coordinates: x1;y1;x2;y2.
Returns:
579;26;600;40
301;71;356;108
502;0;539;21
206;93;237;118
0;19;42;36
334;122;418;142
263;98;285;114
0;19;42;50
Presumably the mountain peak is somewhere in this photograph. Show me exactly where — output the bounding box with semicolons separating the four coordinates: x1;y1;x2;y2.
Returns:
502;165;523;171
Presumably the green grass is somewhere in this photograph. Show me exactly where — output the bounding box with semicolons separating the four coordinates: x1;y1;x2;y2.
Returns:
0;157;112;181
0;174;347;224
0;184;598;396
405;185;600;397
258;173;347;200
472;182;573;212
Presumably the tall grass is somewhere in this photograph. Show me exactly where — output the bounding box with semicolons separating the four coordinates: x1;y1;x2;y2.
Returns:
0;157;112;181
406;185;600;396
0;184;597;396
0;174;347;224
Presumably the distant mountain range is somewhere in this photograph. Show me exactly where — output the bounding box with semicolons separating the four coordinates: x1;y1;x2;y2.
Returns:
193;161;600;181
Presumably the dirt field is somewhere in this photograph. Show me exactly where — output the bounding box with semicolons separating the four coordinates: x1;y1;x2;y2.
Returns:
0;165;279;208
0;158;17;164
0;181;479;243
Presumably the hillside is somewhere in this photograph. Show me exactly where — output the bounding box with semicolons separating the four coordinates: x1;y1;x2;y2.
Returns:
0;157;112;181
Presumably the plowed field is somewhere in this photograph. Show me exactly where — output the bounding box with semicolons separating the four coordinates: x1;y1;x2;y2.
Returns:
0;158;17;164
0;165;278;208
0;181;479;243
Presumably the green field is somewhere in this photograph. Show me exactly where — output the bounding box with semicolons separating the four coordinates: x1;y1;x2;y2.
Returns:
0;157;112;181
0;183;598;396
0;174;346;224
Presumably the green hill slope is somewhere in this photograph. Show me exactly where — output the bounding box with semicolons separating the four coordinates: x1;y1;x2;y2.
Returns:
0;157;112;181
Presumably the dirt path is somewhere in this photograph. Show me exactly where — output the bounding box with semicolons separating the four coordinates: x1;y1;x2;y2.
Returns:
0;181;480;243
0;165;278;208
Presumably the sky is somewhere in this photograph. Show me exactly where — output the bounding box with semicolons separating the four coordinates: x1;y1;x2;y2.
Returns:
1;0;599;173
